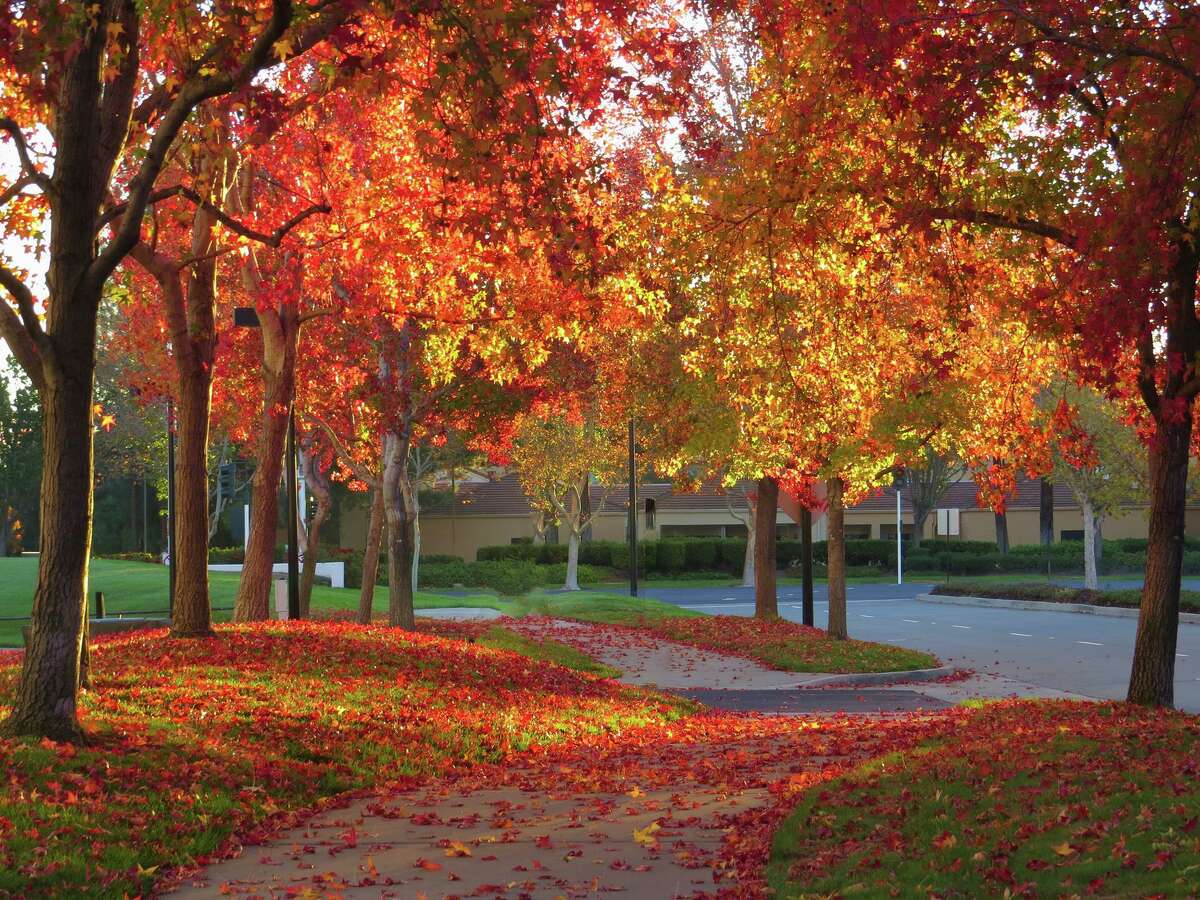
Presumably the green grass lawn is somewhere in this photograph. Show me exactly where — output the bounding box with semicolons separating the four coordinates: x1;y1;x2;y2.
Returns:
0;557;508;647
512;589;705;622
766;701;1200;898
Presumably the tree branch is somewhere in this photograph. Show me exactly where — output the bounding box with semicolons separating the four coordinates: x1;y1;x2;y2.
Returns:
0;118;52;194
920;203;1078;248
0;176;33;210
999;0;1200;90
99;184;330;246
0;262;45;344
0;300;45;392
88;0;345;290
311;413;380;487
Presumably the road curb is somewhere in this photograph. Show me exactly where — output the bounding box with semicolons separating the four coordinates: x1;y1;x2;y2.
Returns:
801;665;964;688
916;592;1200;624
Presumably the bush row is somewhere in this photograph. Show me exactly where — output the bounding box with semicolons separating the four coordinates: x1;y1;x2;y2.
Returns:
418;560;608;595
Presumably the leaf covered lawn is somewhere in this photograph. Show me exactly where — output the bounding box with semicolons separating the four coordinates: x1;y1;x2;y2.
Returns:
0;621;684;897
767;701;1200;897
565;612;940;673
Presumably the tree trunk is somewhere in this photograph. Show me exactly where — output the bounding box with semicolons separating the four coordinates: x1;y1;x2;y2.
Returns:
1127;405;1191;706
357;488;385;624
753;475;778;618
994;511;1009;554
298;441;333;619
1;360;97;742
1040;477;1054;545
911;507;931;548
1081;498;1099;591
170;358;215;636
565;531;581;591
826;477;848;640
741;501;756;588
800;507;815;627
383;431;416;630
298;492;331;620
233;311;297;622
1093;515;1103;563
410;485;421;595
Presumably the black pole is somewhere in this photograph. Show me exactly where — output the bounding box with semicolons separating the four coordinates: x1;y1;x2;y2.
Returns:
800;507;814;626
628;420;638;597
166;400;176;620
286;404;301;619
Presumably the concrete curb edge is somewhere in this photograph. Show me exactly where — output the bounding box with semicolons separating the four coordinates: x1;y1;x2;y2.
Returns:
801;665;964;689
916;591;1200;625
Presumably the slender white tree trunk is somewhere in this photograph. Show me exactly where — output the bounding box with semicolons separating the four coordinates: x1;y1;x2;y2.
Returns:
564;531;581;591
741;517;756;587
411;487;421;595
1082;498;1099;590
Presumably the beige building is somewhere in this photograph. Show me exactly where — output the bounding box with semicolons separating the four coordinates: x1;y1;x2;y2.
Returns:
335;473;1189;562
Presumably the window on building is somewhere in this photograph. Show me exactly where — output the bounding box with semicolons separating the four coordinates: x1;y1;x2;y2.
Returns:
879;524;914;541
644;497;656;530
845;524;872;540
1060;530;1084;542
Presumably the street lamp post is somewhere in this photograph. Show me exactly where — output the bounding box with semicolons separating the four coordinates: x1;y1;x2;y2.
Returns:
894;470;905;586
627;420;638;598
234;306;300;619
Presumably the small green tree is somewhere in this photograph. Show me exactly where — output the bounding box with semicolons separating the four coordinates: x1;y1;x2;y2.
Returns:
1044;386;1146;589
0;359;41;554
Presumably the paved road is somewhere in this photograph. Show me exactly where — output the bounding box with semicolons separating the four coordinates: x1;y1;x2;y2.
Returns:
638;582;1200;713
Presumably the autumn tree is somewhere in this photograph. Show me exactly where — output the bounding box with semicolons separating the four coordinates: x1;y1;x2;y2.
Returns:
512;409;627;591
780;0;1200;705
0;0;353;740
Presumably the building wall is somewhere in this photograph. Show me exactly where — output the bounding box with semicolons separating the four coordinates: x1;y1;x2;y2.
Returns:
337;495;1190;564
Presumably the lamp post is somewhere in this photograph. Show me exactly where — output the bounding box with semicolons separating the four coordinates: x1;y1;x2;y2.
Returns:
234;306;300;619
627;420;638;598
894;469;905;586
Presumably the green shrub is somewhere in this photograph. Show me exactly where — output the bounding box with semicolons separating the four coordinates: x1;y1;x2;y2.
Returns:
535;543;568;564
208;546;246;564
97;551;159;564
638;540;659;571
471;560;542;595
656;541;688;572
611;543;630;571
683;540;717;570
419;559;473;587
420;554;463;565
777;540;804;567
476;543;542;562
579;541;618;567
717;538;747;569
918;539;997;554
539;562;608;585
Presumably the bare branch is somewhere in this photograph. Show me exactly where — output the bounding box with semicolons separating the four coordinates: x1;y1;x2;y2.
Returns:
0;262;45;344
918;202;1078;248
99;183;330;246
89;0;350;289
0;175;34;209
311;413;380;487
0;118;52;194
0;299;45;392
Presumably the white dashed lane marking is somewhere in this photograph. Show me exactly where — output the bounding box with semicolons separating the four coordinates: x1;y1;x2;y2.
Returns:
1010;632;1033;637
950;625;971;629
1077;641;1104;646
902;619;920;623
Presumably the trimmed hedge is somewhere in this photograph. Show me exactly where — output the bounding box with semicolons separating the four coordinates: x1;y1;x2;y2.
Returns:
419;559;607;594
931;581;1200;614
96;551;159;564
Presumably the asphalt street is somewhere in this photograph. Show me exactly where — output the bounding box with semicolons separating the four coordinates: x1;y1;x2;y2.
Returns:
637;582;1200;713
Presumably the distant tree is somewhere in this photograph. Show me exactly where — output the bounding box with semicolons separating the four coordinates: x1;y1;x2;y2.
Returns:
1045;387;1147;590
905;449;963;547
0;359;40;554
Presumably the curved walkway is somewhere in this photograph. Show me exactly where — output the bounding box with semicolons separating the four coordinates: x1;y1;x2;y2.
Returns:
165;617;1066;898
